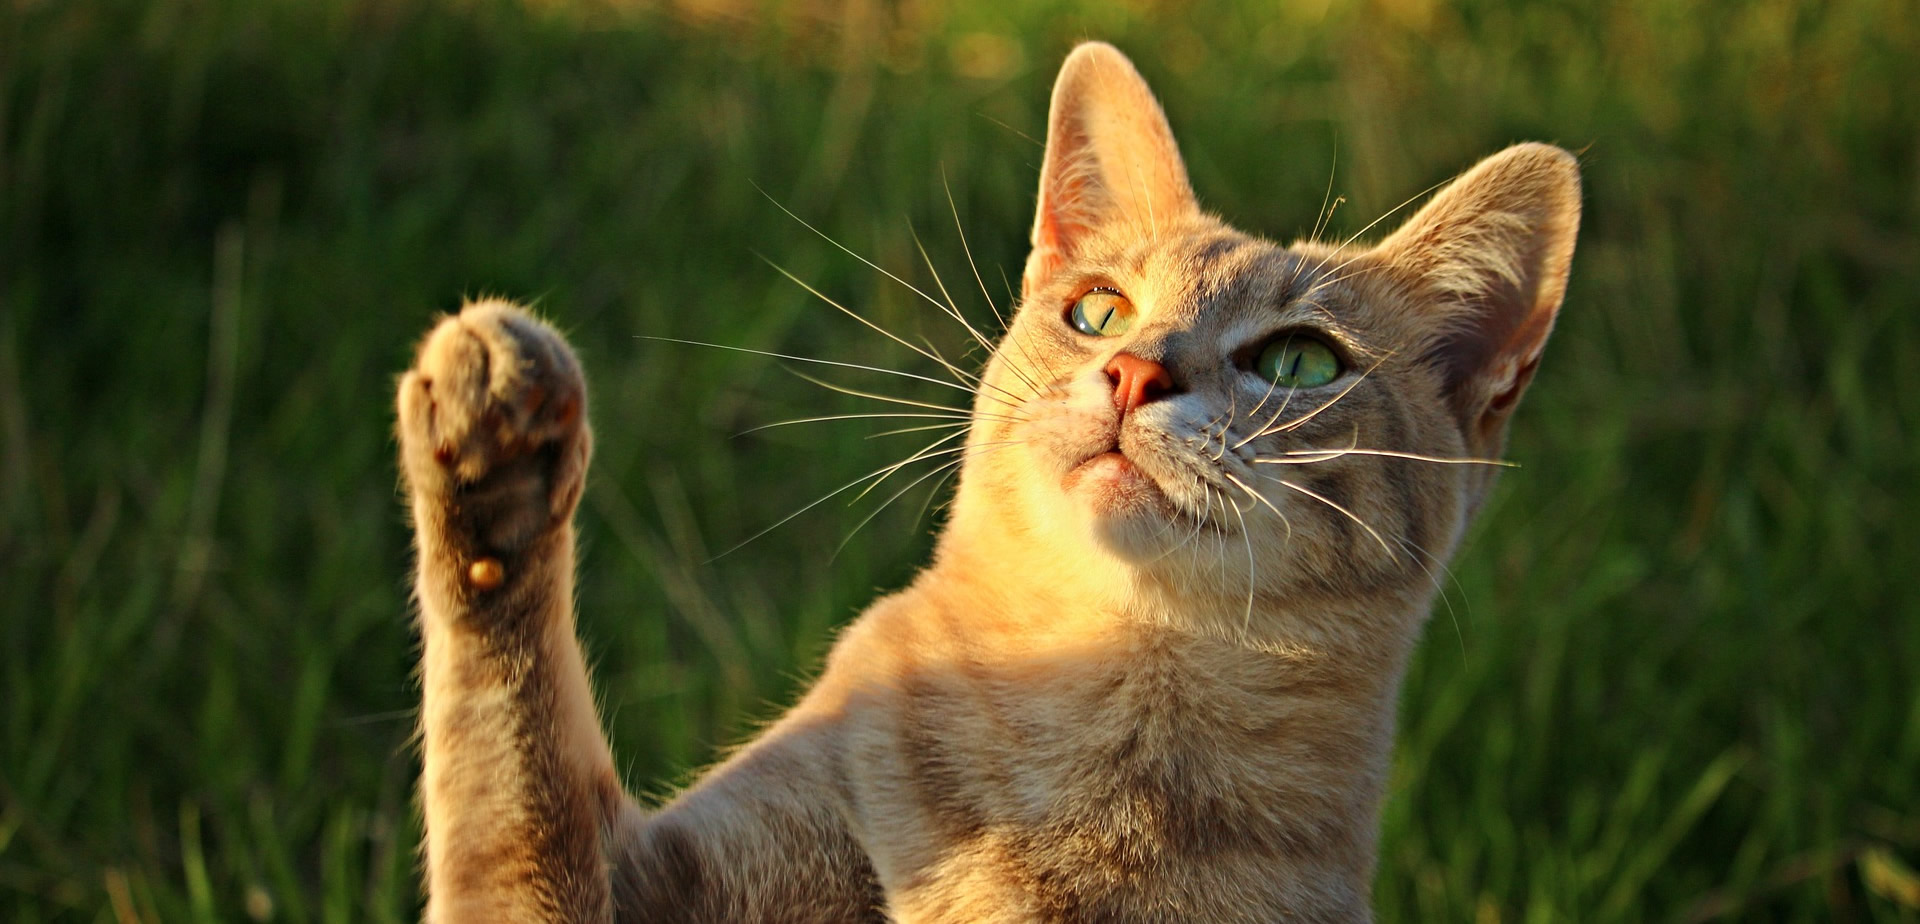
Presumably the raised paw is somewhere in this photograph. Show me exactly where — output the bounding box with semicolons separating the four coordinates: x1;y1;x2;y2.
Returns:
397;299;591;555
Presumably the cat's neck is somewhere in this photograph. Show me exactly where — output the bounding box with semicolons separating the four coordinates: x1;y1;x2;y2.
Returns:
923;518;1433;672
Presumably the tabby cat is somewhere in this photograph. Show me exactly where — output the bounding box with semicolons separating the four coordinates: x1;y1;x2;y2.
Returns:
395;41;1580;922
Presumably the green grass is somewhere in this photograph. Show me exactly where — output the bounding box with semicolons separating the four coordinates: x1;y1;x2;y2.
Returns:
4;0;1917;919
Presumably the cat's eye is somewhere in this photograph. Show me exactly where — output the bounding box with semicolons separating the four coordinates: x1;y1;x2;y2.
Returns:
1256;335;1342;389
1068;289;1135;337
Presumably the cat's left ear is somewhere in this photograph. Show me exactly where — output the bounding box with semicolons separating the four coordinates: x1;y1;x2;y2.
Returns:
1024;42;1200;297
1372;143;1582;447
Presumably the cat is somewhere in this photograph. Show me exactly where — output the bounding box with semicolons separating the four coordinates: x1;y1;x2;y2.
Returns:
395;41;1579;923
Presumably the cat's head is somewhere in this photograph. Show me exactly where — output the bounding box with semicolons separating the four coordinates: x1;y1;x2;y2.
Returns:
946;43;1580;623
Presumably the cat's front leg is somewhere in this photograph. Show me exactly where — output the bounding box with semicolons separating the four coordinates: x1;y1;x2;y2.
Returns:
396;299;624;922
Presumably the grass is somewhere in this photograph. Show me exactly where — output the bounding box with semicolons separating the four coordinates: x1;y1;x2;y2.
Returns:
3;0;1917;919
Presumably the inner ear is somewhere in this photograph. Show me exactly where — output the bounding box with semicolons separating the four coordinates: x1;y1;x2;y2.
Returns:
1372;143;1582;437
1023;43;1200;297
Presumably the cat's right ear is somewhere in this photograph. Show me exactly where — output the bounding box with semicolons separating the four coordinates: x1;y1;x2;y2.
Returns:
1372;143;1582;451
1024;42;1200;298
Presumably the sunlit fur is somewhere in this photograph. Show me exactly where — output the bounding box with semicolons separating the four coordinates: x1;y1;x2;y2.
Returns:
397;42;1579;923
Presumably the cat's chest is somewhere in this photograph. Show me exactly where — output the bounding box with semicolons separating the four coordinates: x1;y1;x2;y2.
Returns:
856;642;1364;918
882;636;1327;830
1001;646;1304;817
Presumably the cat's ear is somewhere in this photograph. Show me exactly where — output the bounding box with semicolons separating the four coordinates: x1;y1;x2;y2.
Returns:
1373;143;1582;445
1024;42;1199;297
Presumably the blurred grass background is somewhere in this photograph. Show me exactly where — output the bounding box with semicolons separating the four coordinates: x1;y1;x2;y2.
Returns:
4;0;1917;919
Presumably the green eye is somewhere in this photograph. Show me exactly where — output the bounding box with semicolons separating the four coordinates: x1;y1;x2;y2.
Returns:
1256;335;1342;389
1069;290;1135;337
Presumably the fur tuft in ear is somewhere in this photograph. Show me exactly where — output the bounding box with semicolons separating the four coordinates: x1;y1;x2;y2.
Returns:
1373;143;1582;446
1024;42;1200;297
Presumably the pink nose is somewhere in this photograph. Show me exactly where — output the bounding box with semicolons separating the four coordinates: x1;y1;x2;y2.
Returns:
1104;353;1174;414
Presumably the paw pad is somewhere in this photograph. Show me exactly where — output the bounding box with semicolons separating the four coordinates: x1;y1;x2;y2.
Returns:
468;557;505;590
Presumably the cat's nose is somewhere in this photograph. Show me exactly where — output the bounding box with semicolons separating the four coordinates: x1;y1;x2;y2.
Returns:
1104;353;1175;414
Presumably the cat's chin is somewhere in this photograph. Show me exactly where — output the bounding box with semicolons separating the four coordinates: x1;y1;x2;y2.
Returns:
1063;450;1159;503
1063;451;1185;559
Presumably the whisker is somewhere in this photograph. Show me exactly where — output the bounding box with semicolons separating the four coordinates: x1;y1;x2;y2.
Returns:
912;462;963;526
833;440;1022;560
755;183;960;312
997;264;1020;312
1313;261;1389;294
641;335;982;398
865;422;974;439
738;411;1003;438
908;232;1042;405
1293;258;1387;308
834;457;966;560
1272;458;1470;654
1222;470;1289;529
1220;469;1294;637
1147;481;1216;564
718;430;1019;564
1311;142;1340;245
1254;448;1517;468
710;429;967;561
1266;476;1398;561
755;186;1032;398
909;227;1001;361
850;437;1023;505
912;330;1028;411
783;368;989;416
1241;380;1302;449
997;264;1067;385
943;169;1059;400
846;429;975;505
1308;196;1346;251
1209;388;1239;462
972;110;1044;148
1226;487;1256;634
1289;139;1343;294
942;169;1010;333
1300;174;1454;283
758;257;1015;408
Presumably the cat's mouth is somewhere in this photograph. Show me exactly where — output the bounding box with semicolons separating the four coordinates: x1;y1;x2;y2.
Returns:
1071;448;1143;480
1061;439;1172;513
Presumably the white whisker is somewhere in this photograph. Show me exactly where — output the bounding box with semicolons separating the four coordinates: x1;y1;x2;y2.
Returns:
782;368;988;416
759;258;1024;410
847;431;978;505
865;422;974;439
738;411;1012;438
642;336;984;398
1298;174;1453;286
1255;448;1516;468
832;439;1023;560
712;429;966;560
755;183;971;322
1226;489;1255;634
942;169;1010;334
756;186;1038;404
908;227;1005;364
1266;476;1397;561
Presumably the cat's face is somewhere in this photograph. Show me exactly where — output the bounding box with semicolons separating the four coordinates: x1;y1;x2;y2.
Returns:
946;44;1579;621
969;225;1468;604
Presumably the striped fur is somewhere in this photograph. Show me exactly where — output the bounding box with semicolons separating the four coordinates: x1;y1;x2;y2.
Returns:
396;42;1579;923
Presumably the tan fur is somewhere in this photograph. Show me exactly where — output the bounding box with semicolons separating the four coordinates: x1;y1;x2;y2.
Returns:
396;42;1579;922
